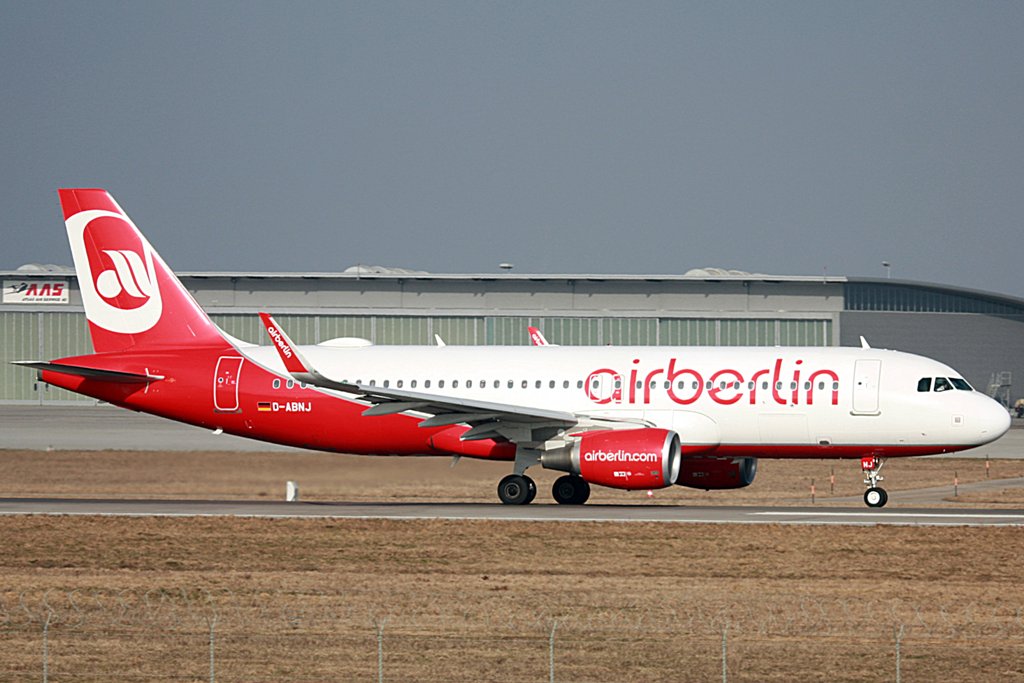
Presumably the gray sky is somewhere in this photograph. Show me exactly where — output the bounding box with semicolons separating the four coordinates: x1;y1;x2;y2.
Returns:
2;2;1022;296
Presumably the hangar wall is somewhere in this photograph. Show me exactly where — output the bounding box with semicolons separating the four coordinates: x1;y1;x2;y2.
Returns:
3;272;1022;405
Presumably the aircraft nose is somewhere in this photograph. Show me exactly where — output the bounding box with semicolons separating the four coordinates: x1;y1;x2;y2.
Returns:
977;397;1011;442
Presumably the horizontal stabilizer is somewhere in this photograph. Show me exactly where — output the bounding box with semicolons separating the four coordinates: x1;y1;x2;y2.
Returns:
11;361;164;383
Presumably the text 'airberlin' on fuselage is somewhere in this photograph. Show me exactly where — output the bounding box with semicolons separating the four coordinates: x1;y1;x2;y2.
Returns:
584;358;840;406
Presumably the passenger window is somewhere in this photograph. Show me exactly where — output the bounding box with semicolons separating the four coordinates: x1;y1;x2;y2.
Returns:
832;381;839;390
480;380;486;388
272;379;281;389
383;380;390;388
614;379;621;389
549;380;556;389
466;379;472;388
934;377;952;392
522;380;528;389
706;381;712;390
438;380;444;388
369;380;376;386
951;378;972;391
577;380;583;389
762;382;769;390
563;380;569;389
494;380;500;388
396;380;403;388
678;381;686;390
818;381;825;390
917;378;931;392
693;381;699;390
286;380;294;389
507;380;513;388
453;380;459;388
425;380;432;388
411;380;417;388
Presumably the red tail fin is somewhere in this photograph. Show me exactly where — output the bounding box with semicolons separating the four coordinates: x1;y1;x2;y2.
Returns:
59;188;227;353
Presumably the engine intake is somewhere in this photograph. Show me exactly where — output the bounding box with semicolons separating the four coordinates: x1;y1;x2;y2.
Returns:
676;456;757;490
541;428;681;490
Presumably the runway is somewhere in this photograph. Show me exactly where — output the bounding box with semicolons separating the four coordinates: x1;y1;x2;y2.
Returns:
1;497;1022;526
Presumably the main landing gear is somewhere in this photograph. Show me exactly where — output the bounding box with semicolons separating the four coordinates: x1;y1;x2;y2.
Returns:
552;475;590;505
861;455;888;508
497;474;537;505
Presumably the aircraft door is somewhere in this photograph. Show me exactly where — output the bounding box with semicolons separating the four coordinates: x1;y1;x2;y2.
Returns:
214;356;244;413
852;359;881;415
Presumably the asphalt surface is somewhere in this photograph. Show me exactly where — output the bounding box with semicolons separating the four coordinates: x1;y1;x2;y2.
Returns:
2;404;1023;457
0;497;1021;526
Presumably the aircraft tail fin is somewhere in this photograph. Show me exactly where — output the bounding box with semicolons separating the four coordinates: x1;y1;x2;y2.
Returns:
59;188;227;354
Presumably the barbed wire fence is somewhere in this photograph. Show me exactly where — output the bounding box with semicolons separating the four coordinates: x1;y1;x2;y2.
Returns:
3;588;1023;682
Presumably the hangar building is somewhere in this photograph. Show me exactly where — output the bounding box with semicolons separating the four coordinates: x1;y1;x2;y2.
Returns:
2;268;1022;405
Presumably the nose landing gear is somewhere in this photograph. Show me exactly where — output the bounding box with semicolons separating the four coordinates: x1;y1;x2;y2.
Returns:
861;455;888;508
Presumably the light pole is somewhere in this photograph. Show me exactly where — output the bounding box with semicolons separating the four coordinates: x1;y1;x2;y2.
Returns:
882;261;891;279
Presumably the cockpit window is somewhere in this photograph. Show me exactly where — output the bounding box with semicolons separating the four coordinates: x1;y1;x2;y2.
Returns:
950;378;972;391
917;378;931;392
934;377;953;392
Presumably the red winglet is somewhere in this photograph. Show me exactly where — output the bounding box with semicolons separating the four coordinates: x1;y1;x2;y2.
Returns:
259;312;309;374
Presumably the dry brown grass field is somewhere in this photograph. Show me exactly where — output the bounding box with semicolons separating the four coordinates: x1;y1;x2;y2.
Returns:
1;517;1023;682
2;448;1024;506
1;450;1023;681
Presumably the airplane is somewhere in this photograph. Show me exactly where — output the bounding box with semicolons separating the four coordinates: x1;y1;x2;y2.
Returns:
13;189;1011;508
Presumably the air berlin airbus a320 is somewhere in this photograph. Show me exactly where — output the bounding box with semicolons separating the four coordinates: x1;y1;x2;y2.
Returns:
15;189;1011;507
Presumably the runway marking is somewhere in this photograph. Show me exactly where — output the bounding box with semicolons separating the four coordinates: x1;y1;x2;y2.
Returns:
756;511;1024;519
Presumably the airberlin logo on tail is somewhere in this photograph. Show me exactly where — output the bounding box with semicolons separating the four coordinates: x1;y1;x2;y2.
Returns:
96;249;155;300
65;209;163;334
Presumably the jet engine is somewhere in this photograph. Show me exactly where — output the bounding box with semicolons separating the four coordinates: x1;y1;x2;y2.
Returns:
676;456;757;490
541;428;681;490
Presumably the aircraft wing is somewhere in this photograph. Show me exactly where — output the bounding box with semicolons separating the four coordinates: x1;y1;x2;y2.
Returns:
257;313;578;444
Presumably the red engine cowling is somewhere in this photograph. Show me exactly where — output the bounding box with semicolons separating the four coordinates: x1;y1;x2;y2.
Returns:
676;456;758;490
541;428;681;490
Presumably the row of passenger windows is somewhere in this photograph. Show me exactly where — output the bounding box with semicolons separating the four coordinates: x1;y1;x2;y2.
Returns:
917;377;973;393
271;378;840;391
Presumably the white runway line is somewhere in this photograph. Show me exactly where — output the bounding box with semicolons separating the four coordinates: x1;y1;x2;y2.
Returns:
755;511;1024;519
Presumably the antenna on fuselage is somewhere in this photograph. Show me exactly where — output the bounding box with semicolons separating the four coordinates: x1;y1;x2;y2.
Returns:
860;336;871;349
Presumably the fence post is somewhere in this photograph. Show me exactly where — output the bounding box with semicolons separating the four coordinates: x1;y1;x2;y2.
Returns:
208;614;217;683
376;618;388;683
895;624;904;683
549;620;558;683
42;611;52;683
721;624;728;683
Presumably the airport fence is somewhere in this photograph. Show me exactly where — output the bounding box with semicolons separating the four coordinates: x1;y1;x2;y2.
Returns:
2;588;1023;682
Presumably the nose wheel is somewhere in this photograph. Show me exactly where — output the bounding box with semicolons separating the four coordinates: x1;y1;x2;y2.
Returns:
861;456;888;508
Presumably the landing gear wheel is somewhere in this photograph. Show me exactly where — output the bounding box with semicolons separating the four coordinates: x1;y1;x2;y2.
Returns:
498;474;535;505
864;487;888;508
552;475;591;505
524;478;538;504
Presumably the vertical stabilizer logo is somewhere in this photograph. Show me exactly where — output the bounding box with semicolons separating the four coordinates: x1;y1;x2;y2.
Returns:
65;209;163;334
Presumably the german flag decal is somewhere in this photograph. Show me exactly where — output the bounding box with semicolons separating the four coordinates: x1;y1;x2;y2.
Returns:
257;402;271;412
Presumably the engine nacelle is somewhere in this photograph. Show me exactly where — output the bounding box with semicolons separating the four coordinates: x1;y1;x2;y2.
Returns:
676;456;758;490
541;429;681;490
